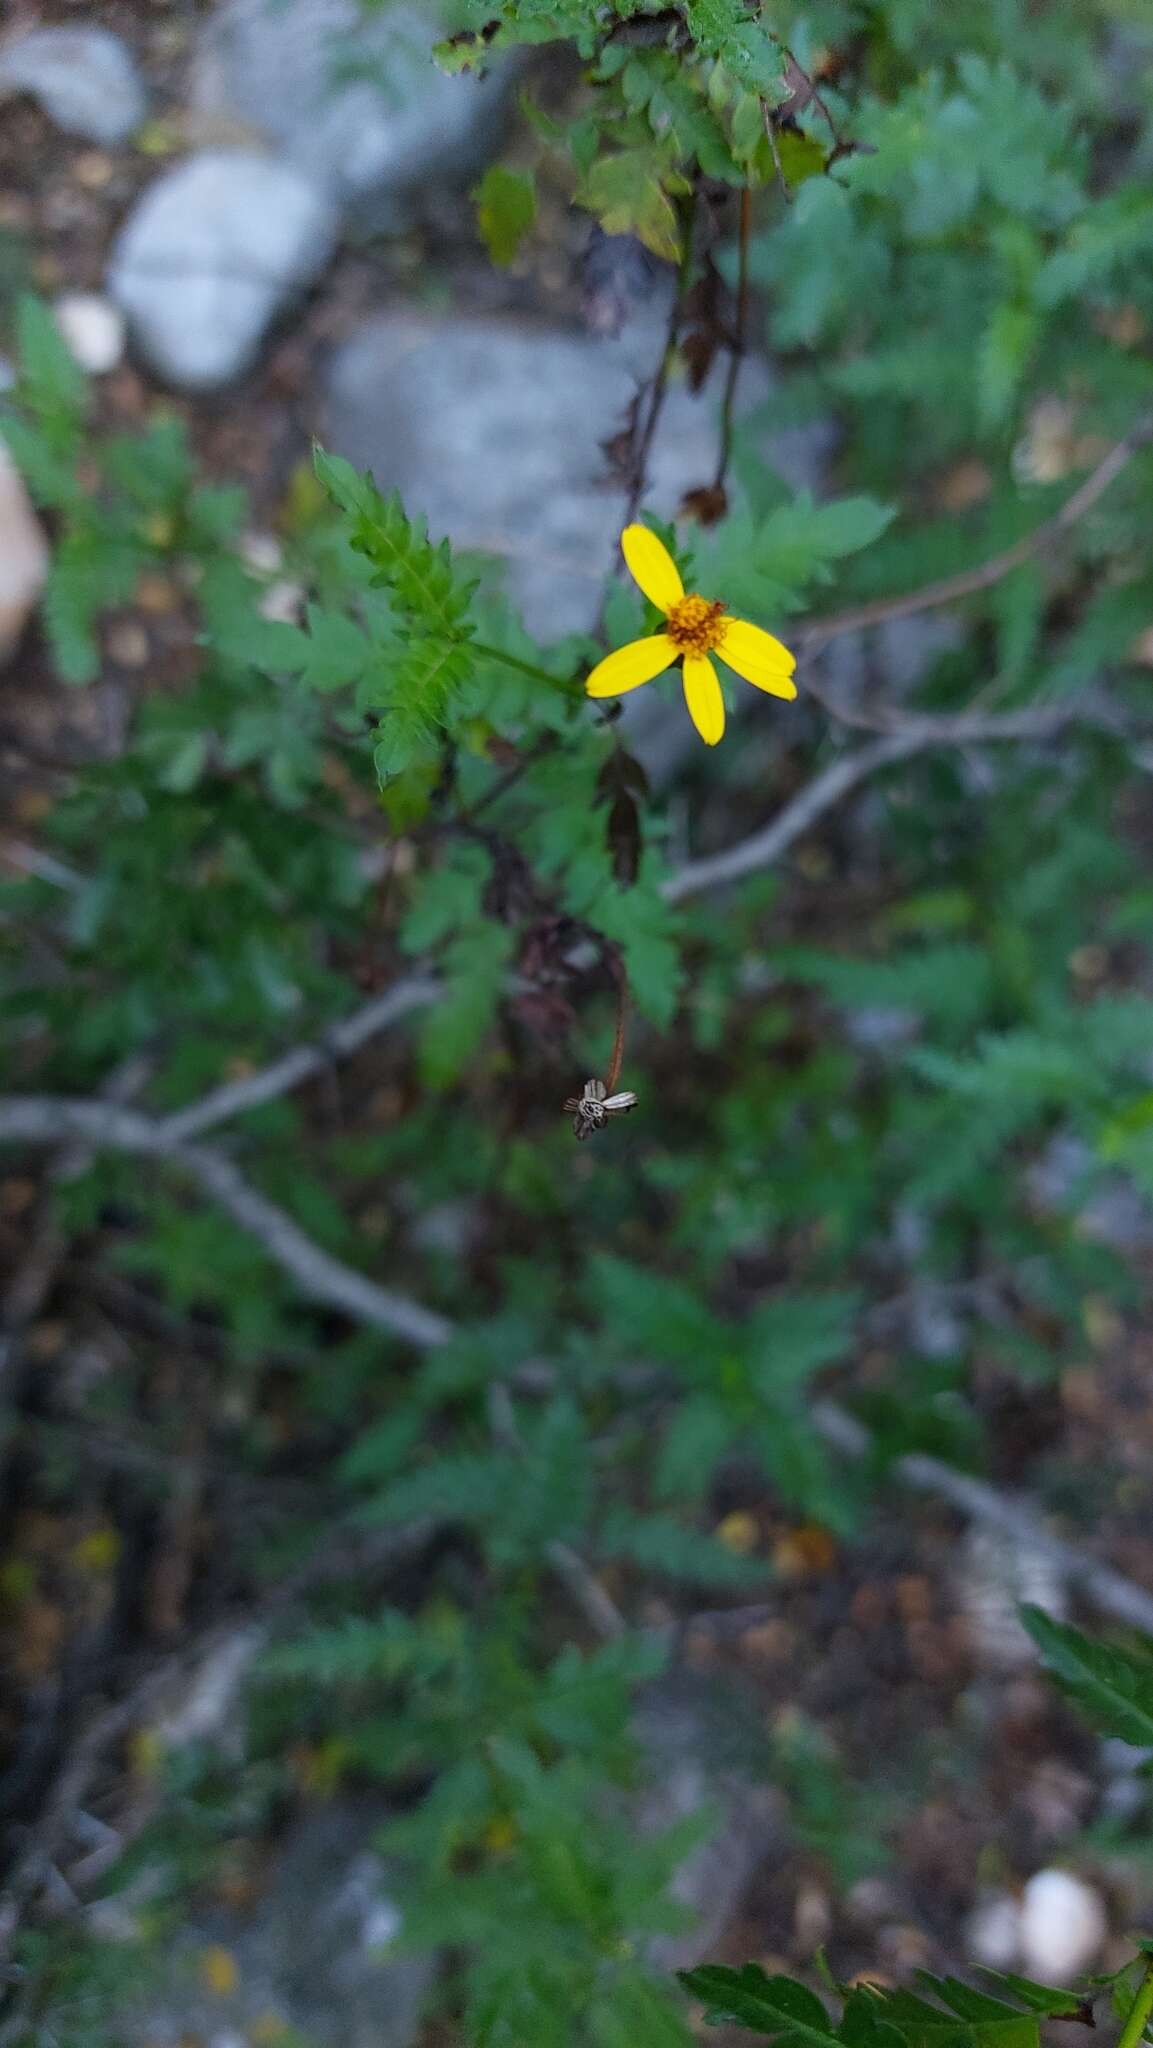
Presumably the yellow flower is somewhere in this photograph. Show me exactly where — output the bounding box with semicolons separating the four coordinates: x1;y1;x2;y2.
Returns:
586;525;797;745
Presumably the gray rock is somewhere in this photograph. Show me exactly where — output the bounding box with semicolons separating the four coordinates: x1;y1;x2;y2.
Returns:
0;25;147;145
191;0;511;225
108;150;339;390
631;1673;782;1969
322;309;826;645
125;1801;435;2048
1028;1132;1153;1253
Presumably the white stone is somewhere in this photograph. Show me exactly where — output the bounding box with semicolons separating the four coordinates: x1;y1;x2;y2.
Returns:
258;580;305;624
1019;1869;1107;1983
108;151;339;390
54;293;126;376
239;530;284;576
0;26;146;145
966;1892;1023;1970
0;440;50;665
191;0;510;222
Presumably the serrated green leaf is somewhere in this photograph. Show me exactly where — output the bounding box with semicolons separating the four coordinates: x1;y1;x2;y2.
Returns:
679;1966;836;2042
974;1971;1088;2020
1020;1606;1153;1747
15;292;88;421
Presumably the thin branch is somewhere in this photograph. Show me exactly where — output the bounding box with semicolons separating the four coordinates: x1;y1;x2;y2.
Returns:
0;840;83;891
0;1647;186;1959
115;708;1119;1160
4;1096;1153;1655
813;1402;1153;1637
761;103;793;206
661;701;1096;905
0;1097;452;1350
0;1516;438;1962
800;415;1153;650
592;186;701;647
544;1539;626;1639
160;975;440;1143
622;188;699;536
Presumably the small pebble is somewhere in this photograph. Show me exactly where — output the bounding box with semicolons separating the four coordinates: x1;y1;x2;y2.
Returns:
966;1891;1022;1970
54;293;126;375
258;579;305;625
107;622;150;667
239;530;284;576
73;149;115;190
1019;1869;1107;1983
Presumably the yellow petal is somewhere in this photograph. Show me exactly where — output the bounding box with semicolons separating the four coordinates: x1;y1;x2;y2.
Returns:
719;616;798;698
586;634;675;697
682;653;725;745
621;525;684;613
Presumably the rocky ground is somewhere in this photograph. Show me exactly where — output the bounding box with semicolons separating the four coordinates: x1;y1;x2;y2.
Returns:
2;5;1153;2045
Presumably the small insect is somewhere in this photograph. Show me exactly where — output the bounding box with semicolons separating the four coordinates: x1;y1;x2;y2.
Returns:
563;1076;638;1140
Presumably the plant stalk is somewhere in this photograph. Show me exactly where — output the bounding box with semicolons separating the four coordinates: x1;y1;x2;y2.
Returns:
1117;1962;1153;2048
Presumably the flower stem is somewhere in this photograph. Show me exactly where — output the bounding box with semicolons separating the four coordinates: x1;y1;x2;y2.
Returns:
713;185;752;494
1118;1963;1153;2048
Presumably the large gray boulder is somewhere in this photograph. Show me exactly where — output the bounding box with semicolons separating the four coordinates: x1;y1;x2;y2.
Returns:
108;150;339;390
322;308;829;644
191;0;512;226
0;25;147;145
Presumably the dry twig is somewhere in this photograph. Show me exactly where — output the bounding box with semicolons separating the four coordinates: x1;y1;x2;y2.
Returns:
800;414;1153;650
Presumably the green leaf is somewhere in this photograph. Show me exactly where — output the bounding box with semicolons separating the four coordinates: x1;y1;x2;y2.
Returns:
977;302;1038;429
776;130;830;189
15;292;88;422
974;1972;1088;2021
576;152;684;263
679;1966;836;2043
474;165;537;267
419;925;514;1088
311;444;376;522
853;1986;991;2048
298;603;372;691
1020;1606;1153;1747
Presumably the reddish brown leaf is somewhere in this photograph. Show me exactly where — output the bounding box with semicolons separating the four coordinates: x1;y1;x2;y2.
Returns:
606;791;642;886
679;482;728;526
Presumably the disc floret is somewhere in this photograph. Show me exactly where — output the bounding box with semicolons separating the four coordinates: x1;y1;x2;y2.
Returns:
666;594;727;657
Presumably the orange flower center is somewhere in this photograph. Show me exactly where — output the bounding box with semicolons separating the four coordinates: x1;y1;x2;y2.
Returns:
666;593;727;657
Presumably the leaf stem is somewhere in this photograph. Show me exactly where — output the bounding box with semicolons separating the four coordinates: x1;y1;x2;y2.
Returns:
1117;1962;1153;2048
469;638;582;699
